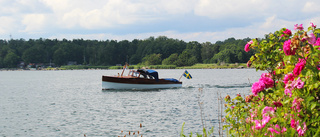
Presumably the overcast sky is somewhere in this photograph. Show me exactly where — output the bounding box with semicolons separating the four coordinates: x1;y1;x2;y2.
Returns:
0;0;319;43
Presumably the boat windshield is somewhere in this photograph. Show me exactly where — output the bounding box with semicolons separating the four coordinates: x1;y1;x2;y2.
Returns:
128;70;140;77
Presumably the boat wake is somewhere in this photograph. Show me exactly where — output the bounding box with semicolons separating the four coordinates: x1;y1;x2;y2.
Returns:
190;83;252;89
212;83;252;88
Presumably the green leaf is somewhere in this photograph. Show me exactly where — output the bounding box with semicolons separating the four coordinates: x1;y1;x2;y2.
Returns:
311;103;317;110
283;98;291;104
314;28;320;34
275;69;282;75
307;96;315;102
180;122;187;137
308;26;313;32
203;127;206;136
208;127;214;135
314;126;320;137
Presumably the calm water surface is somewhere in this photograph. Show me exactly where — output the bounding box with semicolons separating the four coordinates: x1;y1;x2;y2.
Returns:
0;69;264;136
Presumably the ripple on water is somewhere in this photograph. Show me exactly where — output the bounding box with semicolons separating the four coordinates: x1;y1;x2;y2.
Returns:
0;69;264;136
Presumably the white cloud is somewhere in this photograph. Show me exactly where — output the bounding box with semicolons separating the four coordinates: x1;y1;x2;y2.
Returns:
22;14;47;33
193;0;319;21
194;0;269;19
309;17;320;26
259;15;294;30
0;0;320;42
38;0;200;30
157;0;195;14
49;14;320;43
302;1;320;13
39;0;71;13
41;0;164;29
0;16;17;34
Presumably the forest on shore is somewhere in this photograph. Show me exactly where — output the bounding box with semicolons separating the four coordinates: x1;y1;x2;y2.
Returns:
0;36;255;68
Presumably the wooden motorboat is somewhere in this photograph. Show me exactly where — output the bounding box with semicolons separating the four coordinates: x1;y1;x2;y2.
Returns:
102;69;182;90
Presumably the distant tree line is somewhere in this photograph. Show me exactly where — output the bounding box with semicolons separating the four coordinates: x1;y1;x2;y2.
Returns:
0;36;255;68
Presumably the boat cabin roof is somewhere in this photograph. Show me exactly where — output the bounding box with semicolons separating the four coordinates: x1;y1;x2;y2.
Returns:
137;69;159;80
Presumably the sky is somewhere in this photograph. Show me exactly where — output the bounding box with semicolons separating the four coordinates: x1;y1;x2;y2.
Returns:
0;0;320;43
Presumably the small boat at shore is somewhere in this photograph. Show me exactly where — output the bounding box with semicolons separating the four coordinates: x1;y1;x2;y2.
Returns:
102;68;182;90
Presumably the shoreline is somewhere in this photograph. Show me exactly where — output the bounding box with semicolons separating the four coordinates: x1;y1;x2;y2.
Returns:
0;67;254;71
0;63;252;71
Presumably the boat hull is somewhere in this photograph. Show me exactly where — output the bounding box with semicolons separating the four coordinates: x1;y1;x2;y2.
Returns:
102;81;182;90
102;76;182;90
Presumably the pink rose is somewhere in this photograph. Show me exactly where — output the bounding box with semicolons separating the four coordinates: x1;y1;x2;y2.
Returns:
262;116;271;126
283;39;296;55
273;101;283;107
244;40;253;52
283;29;292;36
314;38;320;50
284;73;294;84
315;38;320;46
253;120;262;130
297;122;307;136
292;98;301;111
308;33;316;44
262;106;275;117
259;77;274;89
252;81;266;96
293;77;304;89
265;127;280;135
291;119;297;128
266;124;286;136
293;58;306;76
310;22;317;28
253;116;270;130
281;127;287;133
244;44;250;52
268;127;280;135
294;24;304;31
284;88;293;97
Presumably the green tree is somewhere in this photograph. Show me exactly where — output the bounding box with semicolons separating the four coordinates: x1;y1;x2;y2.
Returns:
0;56;3;68
53;48;66;66
162;53;178;65
176;49;197;66
210;49;229;63
201;42;214;63
0;36;258;68
22;45;46;64
142;53;162;65
3;52;19;68
186;41;202;63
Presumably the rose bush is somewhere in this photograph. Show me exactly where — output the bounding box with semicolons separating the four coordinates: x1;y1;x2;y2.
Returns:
224;23;320;136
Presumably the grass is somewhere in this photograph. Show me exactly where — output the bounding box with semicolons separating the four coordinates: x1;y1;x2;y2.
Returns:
178;63;247;69
54;63;250;70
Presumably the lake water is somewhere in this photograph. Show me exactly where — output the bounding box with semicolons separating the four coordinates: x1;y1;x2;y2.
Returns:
0;69;264;137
